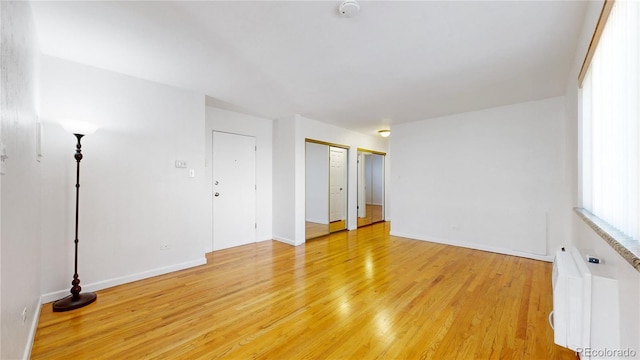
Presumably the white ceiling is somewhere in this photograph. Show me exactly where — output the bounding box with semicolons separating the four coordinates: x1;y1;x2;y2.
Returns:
30;1;588;135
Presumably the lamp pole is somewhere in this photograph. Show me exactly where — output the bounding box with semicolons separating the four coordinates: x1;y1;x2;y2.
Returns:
53;133;97;312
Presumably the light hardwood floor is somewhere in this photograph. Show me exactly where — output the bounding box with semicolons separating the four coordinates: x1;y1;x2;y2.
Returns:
357;204;383;227
305;220;346;239
32;222;574;359
305;221;329;239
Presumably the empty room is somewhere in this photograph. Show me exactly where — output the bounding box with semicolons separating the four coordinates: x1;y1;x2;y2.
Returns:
2;0;639;359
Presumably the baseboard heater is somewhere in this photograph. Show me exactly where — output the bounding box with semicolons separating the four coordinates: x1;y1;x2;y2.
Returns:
550;246;620;357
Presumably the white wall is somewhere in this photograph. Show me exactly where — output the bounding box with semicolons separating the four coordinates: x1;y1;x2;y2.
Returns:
205;105;273;251
357;152;365;217
305;142;329;224
391;97;567;261
366;154;384;206
565;0;640;355
365;156;373;204
0;2;42;359
38;56;209;302
272;116;298;244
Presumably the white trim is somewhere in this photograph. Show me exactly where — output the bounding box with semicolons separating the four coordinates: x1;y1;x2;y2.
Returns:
305;217;329;225
40;257;206;304
22;297;42;360
272;236;296;246
390;231;554;262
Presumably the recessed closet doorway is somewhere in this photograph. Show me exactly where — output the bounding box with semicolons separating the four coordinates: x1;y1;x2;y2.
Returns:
357;148;385;227
305;139;349;240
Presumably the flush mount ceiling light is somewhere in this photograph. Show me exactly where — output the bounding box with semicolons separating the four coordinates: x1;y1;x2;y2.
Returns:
378;130;391;138
339;0;360;18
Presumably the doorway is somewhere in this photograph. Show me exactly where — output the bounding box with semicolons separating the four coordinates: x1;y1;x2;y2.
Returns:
305;139;349;240
357;148;385;227
212;131;256;250
329;147;347;231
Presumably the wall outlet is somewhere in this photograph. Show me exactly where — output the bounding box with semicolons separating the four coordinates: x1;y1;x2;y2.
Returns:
22;307;27;323
174;160;187;168
160;244;170;250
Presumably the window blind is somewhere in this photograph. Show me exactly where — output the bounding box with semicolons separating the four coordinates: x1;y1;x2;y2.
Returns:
581;0;640;241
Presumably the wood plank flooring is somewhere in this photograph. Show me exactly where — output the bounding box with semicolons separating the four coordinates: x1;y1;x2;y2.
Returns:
328;219;346;233
305;220;346;239
305;221;329;239
357;204;383;227
31;222;574;359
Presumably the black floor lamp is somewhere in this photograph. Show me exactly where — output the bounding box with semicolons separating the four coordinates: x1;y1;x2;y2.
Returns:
53;120;99;312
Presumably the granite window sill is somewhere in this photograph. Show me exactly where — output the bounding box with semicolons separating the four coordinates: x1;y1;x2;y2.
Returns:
574;207;640;272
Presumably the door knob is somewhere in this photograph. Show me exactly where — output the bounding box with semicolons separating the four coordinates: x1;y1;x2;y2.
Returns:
214;181;219;185
214;192;220;197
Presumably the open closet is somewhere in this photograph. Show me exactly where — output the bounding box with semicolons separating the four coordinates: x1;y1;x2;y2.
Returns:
357;148;385;227
305;139;349;239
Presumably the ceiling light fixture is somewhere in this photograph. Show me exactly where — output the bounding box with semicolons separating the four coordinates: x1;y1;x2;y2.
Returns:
378;130;391;138
339;0;360;18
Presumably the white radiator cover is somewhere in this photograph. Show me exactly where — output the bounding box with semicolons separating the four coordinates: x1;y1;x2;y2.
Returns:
551;246;620;357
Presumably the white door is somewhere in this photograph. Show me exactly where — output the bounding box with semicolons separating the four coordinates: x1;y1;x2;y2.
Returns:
329;147;347;222
212;131;256;251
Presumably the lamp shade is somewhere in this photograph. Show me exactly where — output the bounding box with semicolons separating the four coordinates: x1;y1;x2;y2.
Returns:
59;120;100;136
378;130;391;138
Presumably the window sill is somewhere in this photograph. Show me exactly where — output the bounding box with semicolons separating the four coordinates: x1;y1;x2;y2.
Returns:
574;207;640;272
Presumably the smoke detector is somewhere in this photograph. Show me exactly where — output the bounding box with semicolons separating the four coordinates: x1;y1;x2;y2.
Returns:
339;0;360;18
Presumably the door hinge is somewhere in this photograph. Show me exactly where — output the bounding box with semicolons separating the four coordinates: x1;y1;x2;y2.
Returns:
255;223;257;229
255;184;257;190
255;145;257;151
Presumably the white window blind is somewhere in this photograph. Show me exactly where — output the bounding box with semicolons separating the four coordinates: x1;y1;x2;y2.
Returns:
582;0;640;241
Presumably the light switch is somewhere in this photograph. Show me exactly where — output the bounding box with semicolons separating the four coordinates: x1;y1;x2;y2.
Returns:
189;169;195;178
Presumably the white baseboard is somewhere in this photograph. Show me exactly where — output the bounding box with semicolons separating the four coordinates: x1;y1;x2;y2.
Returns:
206;237;277;253
390;231;554;262
305;217;329;225
40;257;207;304
273;236;301;246
23;297;43;360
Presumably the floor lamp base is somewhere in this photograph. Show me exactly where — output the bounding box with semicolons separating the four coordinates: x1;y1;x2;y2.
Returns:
52;292;97;312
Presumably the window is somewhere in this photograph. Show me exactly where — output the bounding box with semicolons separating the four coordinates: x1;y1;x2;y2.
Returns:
581;0;640;241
